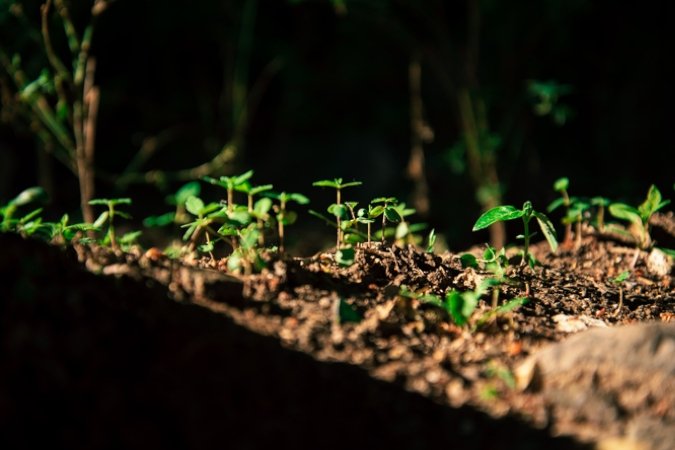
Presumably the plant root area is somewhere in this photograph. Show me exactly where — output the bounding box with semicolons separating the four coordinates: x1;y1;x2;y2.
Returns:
2;218;674;450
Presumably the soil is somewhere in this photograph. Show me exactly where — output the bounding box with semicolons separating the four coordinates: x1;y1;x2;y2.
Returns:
2;213;674;450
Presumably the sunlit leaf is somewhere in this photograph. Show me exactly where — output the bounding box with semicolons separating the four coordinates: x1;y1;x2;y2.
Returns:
472;205;523;231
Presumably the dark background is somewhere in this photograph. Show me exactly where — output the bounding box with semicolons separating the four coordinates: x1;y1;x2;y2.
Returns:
1;0;673;252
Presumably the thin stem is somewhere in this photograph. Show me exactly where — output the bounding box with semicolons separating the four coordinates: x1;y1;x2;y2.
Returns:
521;217;530;266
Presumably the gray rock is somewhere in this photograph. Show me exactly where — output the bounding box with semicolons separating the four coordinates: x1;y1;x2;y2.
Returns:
516;323;675;449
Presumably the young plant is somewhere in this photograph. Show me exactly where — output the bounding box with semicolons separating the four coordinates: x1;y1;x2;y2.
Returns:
89;198;133;251
426;229;436;253
610;270;630;313
181;196;228;258
370;197;402;243
564;199;590;249
227;223;265;275
203;170;254;213
609;184;670;250
144;181;202;227
591;196;610;232
49;214;99;245
547;177;573;245
266;191;309;253
312;178;362;248
0;186;47;232
473;201;558;267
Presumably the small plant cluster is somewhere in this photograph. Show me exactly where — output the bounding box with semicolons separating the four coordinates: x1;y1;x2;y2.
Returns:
309;178;434;265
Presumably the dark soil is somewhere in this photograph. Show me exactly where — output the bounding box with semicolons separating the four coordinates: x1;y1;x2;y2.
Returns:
2;214;674;449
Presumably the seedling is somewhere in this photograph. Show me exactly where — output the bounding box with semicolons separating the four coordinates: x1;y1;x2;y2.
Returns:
144;181;202;227
564;199;590;249
312;178;362;247
203;170;254;213
1;186;47;232
473;201;558;267
609;185;670;250
89;198;133;251
591;196;610;232
49;214;99;245
236;182;274;213
610;270;630;313
426;229;436;253
266;191;309;253
181;195;228;258
391;202;426;246
227;223;265;274
547;177;573;245
370;197;402;243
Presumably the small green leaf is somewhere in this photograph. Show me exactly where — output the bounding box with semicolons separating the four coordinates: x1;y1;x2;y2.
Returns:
611;271;630;284
280;210;298;225
181;222;198;241
11;187;46;206
289;193;310;204
185;196;205;216
254;197;273;216
93;211;108;228
494;297;529;314
472;205;523;231
609;203;641;224
173;181;201;205
546;197;566;213
328;203;348;219
338;298;362;324
533;211;558;253
384;207;402;223
460;253;478;269
426;228;436;253
313;179;340;188
445;291;477;326
553;177;569;192
335;246;355;266
144;212;175;227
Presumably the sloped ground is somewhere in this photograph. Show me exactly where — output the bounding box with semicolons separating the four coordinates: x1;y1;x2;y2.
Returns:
1;214;673;449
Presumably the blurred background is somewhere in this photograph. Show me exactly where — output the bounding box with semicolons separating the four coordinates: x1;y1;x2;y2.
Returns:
1;0;673;253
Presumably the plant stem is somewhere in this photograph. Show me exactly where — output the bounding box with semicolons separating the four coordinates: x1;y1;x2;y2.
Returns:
521;216;530;266
336;188;341;248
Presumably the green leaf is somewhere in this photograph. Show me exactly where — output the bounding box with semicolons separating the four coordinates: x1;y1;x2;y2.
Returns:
609;203;641;224
533;211;559;253
280;210;298;225
369;205;385;217
546;197;566;213
460;253;478;269
639;185;670;221
234;170;254;186
172;181;201;205
218;224;238;236
611;270;630;284
338;298;362;324
250;184;273;196
445;291;477;326
254;197;272;216
384;207;402;223
371;196;397;204
288;193;310;204
313;179;341;188
143;212;175;227
472;205;523;231
93;211;108;228
591;196;610;206
182;222;198;241
119;230;142;245
328;203;348;219
335;246;355;266
227;210;251;225
494;297;529;314
426;229;436;253
553;177;569;192
185;196;205;216
11;186;46;206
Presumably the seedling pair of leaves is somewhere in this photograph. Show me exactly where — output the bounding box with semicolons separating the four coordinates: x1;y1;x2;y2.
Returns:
473;200;558;267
